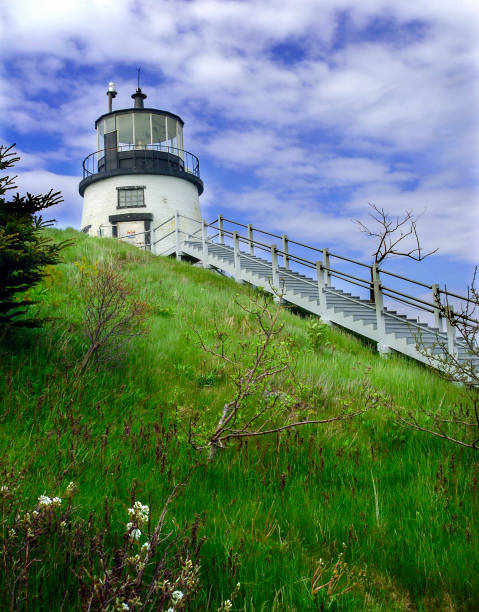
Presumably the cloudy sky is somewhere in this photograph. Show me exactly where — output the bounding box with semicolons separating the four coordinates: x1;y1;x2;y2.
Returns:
1;0;478;296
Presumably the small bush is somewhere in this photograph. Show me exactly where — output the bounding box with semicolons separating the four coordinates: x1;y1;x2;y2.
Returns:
76;259;148;372
307;318;330;351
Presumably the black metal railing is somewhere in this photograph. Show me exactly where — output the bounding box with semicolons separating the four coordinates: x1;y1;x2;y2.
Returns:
82;144;201;179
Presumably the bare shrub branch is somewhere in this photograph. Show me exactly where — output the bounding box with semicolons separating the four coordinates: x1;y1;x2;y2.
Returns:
399;267;479;450
354;203;437;301
78;259;148;372
354;203;437;265
189;289;364;461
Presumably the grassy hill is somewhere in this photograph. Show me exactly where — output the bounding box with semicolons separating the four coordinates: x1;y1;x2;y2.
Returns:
0;229;477;611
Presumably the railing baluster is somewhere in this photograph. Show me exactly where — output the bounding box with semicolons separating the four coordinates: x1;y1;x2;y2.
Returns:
175;211;182;261
372;263;391;355
202;220;210;269
316;260;330;323
233;231;243;283
271;244;280;292
322;248;331;286
248;224;254;256
218;215;224;245
150;226;155;254
282;234;290;270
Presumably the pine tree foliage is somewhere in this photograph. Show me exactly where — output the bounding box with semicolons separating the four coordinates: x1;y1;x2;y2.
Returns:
0;144;67;327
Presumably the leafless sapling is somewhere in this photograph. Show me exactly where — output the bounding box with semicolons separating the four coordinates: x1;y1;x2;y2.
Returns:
354;203;437;302
189;289;365;461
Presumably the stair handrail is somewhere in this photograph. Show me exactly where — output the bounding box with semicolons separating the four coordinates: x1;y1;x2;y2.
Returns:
182;214;478;331
210;225;374;289
381;290;436;315
212;225;373;284
214;216;326;255
152;215;175;233
153;230;175;246
378;267;432;290
208;215;479;323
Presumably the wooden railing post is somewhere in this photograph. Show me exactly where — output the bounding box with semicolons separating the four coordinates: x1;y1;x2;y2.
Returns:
432;283;442;330
322;248;331;286
282;234;290;270
271;244;280;293
202;220;210;269
175;210;182;261
445;305;458;359
218;214;224;245
372;263;391;355
233;231;243;283
316;260;330;323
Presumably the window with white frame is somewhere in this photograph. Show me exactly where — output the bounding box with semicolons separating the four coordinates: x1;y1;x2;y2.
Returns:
117;186;146;208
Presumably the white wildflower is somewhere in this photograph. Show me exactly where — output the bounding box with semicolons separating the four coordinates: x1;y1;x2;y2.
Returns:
8;528;16;538
65;481;77;495
38;495;52;506
223;600;232;612
0;485;8;492
171;590;184;603
126;523;142;540
130;529;142;540
141;541;150;553
38;495;62;508
121;604;129;611
60;521;67;529
127;501;149;525
32;510;39;518
167;608;174;612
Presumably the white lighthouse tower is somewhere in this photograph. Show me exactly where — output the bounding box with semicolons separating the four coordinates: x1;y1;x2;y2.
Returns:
79;82;203;254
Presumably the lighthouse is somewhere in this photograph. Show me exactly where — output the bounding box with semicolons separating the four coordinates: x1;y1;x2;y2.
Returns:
79;82;203;254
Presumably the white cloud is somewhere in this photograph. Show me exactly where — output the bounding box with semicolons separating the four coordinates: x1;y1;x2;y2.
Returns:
0;0;477;274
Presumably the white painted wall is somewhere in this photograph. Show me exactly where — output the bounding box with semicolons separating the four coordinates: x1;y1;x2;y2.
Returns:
81;174;202;254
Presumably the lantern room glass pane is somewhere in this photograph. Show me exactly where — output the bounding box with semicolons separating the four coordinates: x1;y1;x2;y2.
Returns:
151;114;167;146
134;113;151;147
104;116;116;134
177;124;183;150
118;113;134;147
97;120;104;151
167;116;177;150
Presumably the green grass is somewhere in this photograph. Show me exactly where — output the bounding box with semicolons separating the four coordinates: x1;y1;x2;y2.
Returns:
0;228;478;611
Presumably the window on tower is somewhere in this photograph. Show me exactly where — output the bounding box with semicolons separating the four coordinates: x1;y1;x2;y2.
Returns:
117;186;146;208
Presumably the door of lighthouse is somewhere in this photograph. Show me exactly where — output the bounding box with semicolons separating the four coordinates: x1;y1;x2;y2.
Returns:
117;221;146;248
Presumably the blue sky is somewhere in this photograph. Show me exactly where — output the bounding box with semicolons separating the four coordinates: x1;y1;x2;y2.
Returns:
1;0;478;299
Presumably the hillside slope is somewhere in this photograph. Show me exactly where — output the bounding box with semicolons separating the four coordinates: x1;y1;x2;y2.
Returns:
0;229;477;611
